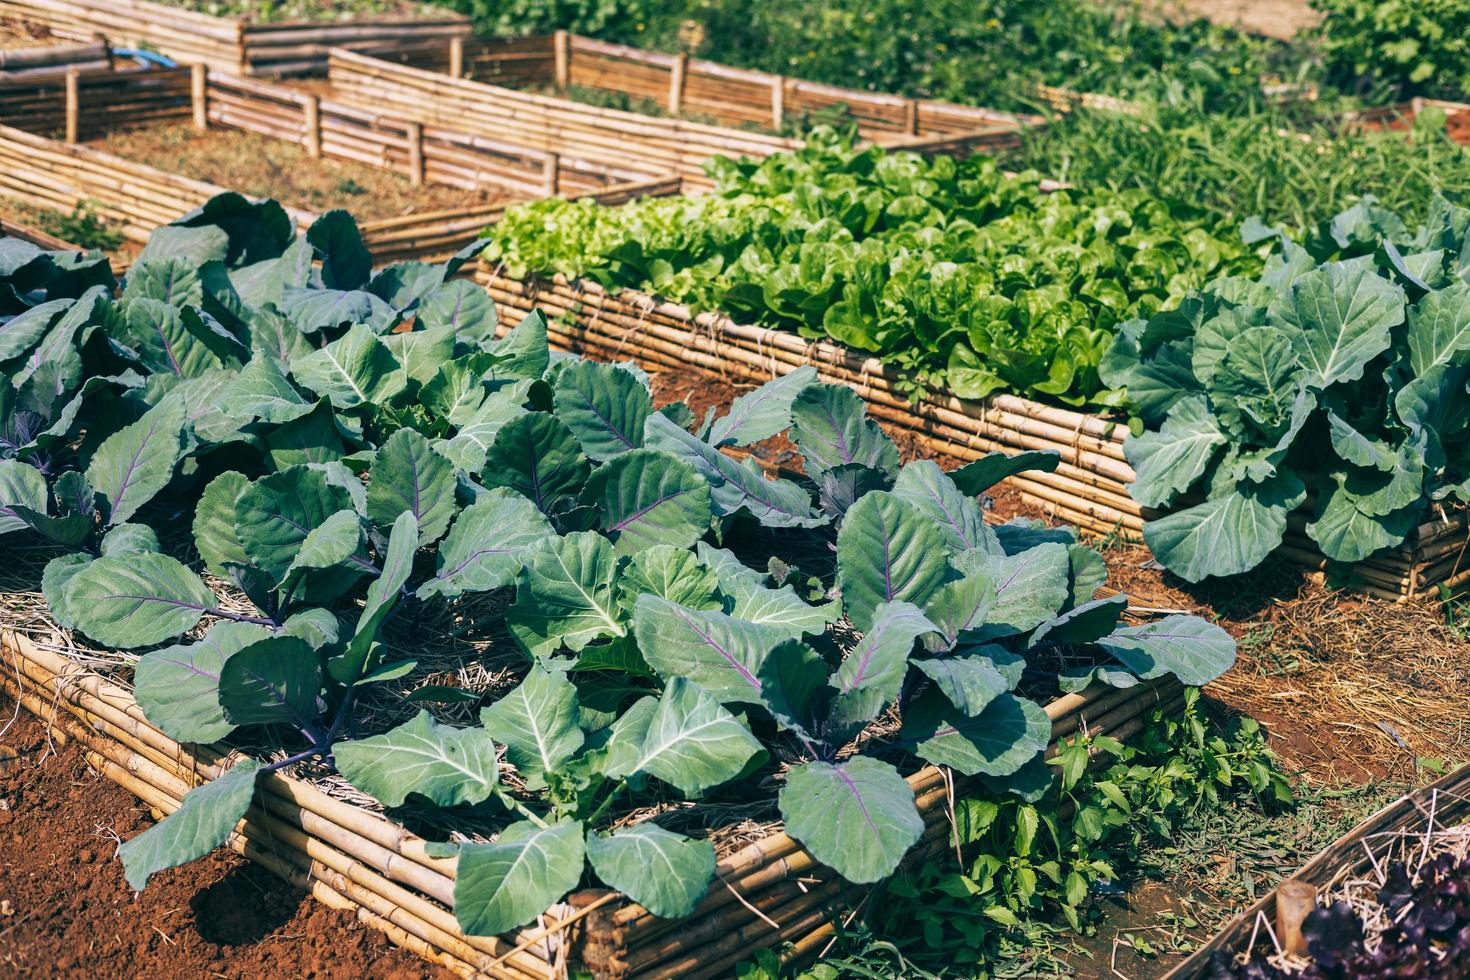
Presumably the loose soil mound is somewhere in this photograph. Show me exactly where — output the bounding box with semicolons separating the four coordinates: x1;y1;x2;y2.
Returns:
0;702;448;979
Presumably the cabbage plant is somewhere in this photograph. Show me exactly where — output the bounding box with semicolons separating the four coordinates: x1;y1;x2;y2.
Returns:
0;196;1235;934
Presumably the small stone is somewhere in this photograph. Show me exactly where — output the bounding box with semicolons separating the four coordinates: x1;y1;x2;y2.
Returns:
78;849;95;863
0;899;13;917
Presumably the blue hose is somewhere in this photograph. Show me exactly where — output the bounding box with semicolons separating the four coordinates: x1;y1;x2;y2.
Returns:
111;48;178;69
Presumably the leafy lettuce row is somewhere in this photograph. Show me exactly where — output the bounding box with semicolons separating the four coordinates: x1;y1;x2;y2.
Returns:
483;132;1258;408
1102;196;1470;582
0;195;1235;936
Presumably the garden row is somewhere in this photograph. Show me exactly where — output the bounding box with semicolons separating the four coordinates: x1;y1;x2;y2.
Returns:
458;0;1470;115
6;46;1470;599
0;201;1238;976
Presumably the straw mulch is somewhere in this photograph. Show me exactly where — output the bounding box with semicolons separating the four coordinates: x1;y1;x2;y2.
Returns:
1101;544;1470;785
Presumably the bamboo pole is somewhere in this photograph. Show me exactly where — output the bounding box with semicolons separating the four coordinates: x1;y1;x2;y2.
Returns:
190;62;206;130
771;74;784;130
448;35;464;79
63;66;79;142
553;30;569;91
303;92;321;157
669;50;687;115
541;150;559;197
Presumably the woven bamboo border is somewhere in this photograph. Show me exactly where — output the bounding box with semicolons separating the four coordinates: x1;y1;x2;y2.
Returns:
1164;763;1470;978
0;38;111;79
474;270;1470;601
369;32;1037;148
0;83;681;264
0;627;1180;979
0;0;471;76
0;64;193;140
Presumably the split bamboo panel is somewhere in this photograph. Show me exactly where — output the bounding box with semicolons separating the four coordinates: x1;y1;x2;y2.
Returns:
0;0;470;76
0;628;1178;980
440;33;1039;146
0;0;243;70
476;270;1470;601
0;64;191;140
0;39;111;79
0;120;269;241
202;70;642;198
327;48;803;190
240;17;470;78
1166;763;1470;978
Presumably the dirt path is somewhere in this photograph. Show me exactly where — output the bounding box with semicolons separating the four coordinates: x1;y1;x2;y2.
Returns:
1151;0;1322;40
0;703;448;979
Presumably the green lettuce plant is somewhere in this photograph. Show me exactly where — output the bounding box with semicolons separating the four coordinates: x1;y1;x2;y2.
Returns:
484;133;1257;408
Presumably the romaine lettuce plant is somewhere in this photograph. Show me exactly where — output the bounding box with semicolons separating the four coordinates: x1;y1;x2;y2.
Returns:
1102;196;1470;582
0;196;1236;935
483;133;1257;408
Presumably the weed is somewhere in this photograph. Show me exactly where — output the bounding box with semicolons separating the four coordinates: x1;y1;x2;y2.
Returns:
37;203;123;251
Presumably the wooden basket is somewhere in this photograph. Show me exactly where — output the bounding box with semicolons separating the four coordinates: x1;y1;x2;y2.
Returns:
0;627;1182;979
1165;763;1470;978
475;270;1470;602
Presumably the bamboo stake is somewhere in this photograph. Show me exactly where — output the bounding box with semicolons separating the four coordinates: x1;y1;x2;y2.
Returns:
303;92;321;157
669;50;687;115
190;62;207;131
448;34;464;79
553;30;569;91
63;67;79;142
541;150;559;197
1276;880;1316;957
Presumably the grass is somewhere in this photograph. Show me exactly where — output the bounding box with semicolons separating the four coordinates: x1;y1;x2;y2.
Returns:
760;777;1410;979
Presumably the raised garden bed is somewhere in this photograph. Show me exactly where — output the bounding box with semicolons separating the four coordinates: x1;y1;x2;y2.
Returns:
0;0;470;76
1166;762;1470;978
0;63;680;262
0;202;1245;979
475;270;1470;602
325;49;1032;191
0;629;1182;979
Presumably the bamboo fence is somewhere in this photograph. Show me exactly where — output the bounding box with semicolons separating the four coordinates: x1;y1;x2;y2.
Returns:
327;48;801;191
325;49;1033;192
0;64;191;140
201;69;664;197
0;67;683;263
0;0;471;76
350;32;1036;147
474;270;1470;602
0;628;1179;979
0;38;111;79
1165;763;1470;978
